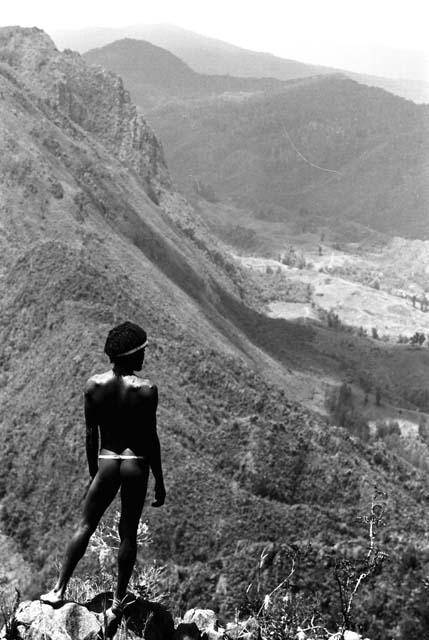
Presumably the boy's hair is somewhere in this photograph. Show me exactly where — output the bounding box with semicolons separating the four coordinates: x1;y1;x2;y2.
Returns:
104;321;147;363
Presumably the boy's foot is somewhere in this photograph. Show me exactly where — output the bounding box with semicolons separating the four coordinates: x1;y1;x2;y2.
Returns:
104;597;125;637
40;589;64;607
105;596;124;621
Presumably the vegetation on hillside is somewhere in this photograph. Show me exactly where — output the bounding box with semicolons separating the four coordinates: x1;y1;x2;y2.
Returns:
148;76;428;239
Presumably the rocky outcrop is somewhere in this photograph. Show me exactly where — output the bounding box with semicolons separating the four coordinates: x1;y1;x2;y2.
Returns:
2;601;101;640
87;592;174;639
0;27;172;202
2;594;174;640
175;609;259;640
0;599;373;640
2;601;261;640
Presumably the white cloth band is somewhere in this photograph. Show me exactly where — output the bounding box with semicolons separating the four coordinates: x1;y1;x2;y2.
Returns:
116;340;147;357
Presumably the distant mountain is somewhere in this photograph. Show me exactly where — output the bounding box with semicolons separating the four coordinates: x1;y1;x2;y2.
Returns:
51;24;429;103
80;38;429;238
52;24;336;78
83;38;285;110
116;24;338;79
146;76;429;238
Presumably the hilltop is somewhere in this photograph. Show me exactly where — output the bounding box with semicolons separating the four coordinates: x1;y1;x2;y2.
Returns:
83;39;284;110
0;27;429;637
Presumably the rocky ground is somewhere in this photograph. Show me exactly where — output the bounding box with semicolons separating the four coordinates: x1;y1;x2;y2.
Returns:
1;596;368;640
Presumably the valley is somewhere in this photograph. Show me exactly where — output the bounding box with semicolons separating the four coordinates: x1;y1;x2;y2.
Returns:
226;229;429;440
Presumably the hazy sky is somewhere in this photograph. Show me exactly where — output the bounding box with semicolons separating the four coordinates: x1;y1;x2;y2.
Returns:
1;0;428;77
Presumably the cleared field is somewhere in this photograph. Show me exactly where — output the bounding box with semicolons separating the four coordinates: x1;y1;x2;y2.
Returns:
267;301;320;324
235;253;429;340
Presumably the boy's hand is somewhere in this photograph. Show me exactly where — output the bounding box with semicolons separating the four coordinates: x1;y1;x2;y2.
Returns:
152;482;166;507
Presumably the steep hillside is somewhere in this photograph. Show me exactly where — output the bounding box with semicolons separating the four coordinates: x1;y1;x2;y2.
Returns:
147;76;429;239
1;27;429;637
83;39;284;110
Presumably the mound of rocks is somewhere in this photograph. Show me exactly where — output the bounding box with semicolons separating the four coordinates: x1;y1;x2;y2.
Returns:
1;593;174;640
174;608;259;640
1;598;369;640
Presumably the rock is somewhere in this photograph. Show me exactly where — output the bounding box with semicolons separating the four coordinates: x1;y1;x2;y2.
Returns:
174;622;202;640
2;600;101;640
178;613;260;640
183;609;217;630
182;609;224;640
0;26;173;205
87;592;174;640
1;595;174;640
343;633;364;640
331;632;367;640
47;178;64;199
214;574;227;596
201;630;224;640
225;616;259;640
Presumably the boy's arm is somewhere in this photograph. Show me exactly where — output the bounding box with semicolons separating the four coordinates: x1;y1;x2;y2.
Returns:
150;431;166;507
145;385;166;507
84;380;99;479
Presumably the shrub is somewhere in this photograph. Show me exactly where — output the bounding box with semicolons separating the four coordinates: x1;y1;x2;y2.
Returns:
375;420;401;439
66;513;168;605
327;310;341;329
325;383;370;441
333;490;388;633
0;587;20;639
375;388;381;406
418;416;429;443
240;491;388;639
280;246;306;269
410;332;426;346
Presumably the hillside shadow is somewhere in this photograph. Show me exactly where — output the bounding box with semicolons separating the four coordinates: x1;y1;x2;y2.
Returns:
213;286;324;372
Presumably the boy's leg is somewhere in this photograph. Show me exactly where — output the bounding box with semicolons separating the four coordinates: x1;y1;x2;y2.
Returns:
41;459;121;603
115;460;149;601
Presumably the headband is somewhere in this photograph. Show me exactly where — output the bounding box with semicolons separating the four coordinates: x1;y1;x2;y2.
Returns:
116;340;148;357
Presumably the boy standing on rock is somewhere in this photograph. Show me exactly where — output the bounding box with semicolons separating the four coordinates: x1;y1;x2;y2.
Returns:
40;321;166;624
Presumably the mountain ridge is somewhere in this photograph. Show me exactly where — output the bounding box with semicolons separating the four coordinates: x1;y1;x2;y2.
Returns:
78;35;429;239
52;23;429;103
83;38;286;110
144;74;428;239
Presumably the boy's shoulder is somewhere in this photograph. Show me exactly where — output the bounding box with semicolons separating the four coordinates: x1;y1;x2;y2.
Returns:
125;375;156;392
85;370;114;392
